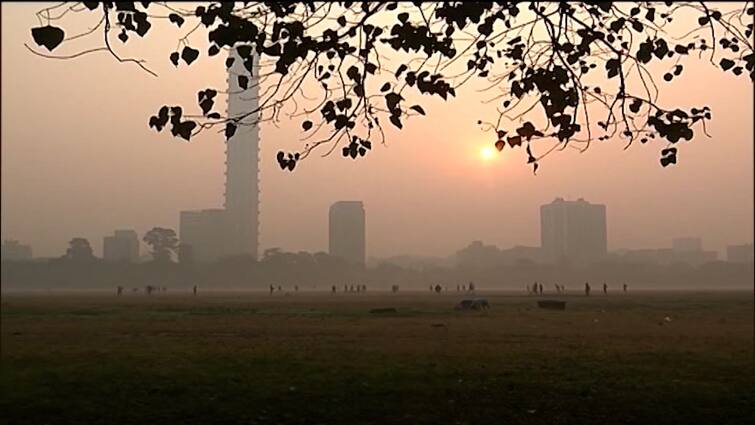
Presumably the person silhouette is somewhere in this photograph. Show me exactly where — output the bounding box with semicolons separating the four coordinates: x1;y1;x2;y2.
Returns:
603;283;607;295
585;282;591;296
269;284;274;295
332;285;337;294
539;283;543;295
193;285;197;296
623;283;628;293
117;286;123;296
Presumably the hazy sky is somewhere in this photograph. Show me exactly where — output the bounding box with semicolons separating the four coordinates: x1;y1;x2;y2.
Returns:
2;3;753;259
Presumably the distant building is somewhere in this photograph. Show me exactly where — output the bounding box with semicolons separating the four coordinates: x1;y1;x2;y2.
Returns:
1;240;33;261
179;209;227;263
176;49;260;262
103;229;139;262
329;201;366;265
540;198;607;263
456;241;500;268
224;48;260;261
727;244;754;263
672;237;703;253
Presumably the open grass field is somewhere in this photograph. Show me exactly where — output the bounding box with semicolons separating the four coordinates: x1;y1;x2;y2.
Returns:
1;290;753;425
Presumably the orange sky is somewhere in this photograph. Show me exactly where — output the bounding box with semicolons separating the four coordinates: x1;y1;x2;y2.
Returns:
1;2;753;259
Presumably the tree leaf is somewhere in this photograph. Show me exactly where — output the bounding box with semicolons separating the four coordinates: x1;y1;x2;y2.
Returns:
238;75;249;89
31;25;65;51
169;13;185;28
225;122;237;139
170;51;180;66
181;46;199;65
410;105;425;115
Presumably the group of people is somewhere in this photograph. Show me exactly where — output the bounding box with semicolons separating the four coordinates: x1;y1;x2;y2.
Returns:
331;284;368;294
528;281;629;296
428;281;476;294
116;285;169;296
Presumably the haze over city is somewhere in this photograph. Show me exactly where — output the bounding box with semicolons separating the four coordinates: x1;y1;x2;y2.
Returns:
2;2;753;260
2;3;754;425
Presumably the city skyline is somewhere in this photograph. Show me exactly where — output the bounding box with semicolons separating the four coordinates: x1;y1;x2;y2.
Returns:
2;3;753;259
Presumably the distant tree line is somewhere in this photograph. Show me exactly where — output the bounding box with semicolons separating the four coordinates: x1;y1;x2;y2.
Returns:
2;250;751;291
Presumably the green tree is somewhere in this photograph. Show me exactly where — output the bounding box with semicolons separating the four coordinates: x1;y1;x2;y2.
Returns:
143;227;178;263
28;2;754;171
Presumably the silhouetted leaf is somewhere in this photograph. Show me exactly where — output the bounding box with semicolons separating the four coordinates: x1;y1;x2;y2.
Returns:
629;99;642;113
181;46;199;65
389;114;403;129
507;135;522;147
396;64;408;77
31;25;65;51
719;58;735;71
238;75;249;89
169;13;185;27
225;122;237;139
495;140;505;151
302;120;313;131
410;105;425;115
170;51;180;66
174;120;196;141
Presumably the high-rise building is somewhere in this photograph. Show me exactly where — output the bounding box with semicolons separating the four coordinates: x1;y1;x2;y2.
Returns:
540;197;607;263
103;229;139;262
178;48;260;262
727;243;754;263
224;47;260;260
329;201;366;265
1;240;33;261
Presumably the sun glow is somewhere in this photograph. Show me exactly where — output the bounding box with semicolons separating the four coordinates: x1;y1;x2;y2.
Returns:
479;146;497;161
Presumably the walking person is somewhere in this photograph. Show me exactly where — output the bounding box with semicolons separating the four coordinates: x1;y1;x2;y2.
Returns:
585;282;591;296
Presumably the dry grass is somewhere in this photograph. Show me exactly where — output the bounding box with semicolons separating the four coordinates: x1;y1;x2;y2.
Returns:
1;290;753;425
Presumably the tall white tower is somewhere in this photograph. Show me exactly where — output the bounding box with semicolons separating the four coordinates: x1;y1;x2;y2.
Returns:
224;48;260;260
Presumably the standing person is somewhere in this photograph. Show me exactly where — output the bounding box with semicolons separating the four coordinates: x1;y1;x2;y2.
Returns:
269;284;274;295
469;281;475;292
532;282;538;295
193;285;197;296
623;283;628;293
331;285;336;294
538;283;543;295
294;285;299;292
603;283;607;295
117;286;123;296
585;282;591;296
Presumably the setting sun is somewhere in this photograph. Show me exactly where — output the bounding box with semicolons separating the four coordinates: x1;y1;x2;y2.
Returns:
480;146;497;161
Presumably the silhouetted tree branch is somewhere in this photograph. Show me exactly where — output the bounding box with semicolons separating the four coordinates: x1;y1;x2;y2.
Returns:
28;1;755;172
